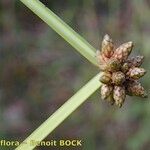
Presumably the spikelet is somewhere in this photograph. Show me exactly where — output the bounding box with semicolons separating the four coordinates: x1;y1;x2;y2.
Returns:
113;41;133;63
126;81;148;98
106;58;121;72
112;71;125;85
113;86;126;107
126;67;146;80
99;72;112;84
101;84;113;100
127;56;144;67
101;34;114;58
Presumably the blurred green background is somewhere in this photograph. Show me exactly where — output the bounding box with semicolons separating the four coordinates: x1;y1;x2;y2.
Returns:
0;0;150;150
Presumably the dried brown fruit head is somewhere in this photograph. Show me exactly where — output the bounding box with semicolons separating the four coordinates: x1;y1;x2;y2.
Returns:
97;34;147;108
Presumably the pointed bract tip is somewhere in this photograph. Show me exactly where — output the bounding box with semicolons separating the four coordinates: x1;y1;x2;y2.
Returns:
142;92;148;98
129;41;133;44
127;41;134;53
140;55;144;59
140;68;147;76
103;34;112;42
127;41;133;47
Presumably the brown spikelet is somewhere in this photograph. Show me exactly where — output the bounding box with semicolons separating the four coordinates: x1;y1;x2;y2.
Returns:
113;41;133;63
101;34;114;58
127;56;144;67
97;34;147;108
112;71;125;85
101;84;113;100
106;58;121;72
126;81;148;98
99;72;112;84
126;67;146;80
113;86;126;107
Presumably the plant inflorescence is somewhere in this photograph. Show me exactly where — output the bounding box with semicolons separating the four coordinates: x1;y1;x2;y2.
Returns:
97;34;147;107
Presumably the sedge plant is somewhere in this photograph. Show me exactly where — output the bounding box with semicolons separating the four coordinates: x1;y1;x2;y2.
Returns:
16;0;148;149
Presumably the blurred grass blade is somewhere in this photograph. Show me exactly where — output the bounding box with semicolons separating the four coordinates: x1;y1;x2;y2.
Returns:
20;0;98;66
16;73;101;150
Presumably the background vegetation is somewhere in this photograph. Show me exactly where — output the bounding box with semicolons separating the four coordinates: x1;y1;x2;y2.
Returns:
0;0;150;149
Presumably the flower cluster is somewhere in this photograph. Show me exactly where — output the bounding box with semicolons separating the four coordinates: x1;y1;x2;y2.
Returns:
96;34;147;107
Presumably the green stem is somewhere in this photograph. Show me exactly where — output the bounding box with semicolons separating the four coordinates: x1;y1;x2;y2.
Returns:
20;0;98;66
16;73;101;150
